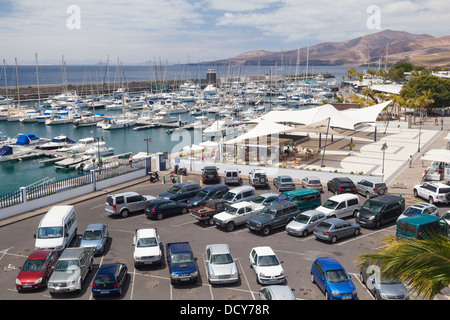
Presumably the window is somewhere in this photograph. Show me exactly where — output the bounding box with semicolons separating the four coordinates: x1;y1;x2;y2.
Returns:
348;198;359;206
116;196;125;204
336;202;346;210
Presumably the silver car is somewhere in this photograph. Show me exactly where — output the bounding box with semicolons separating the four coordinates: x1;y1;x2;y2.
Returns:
301;176;323;192
205;244;239;284
259;285;296;300
356;179;387;198
360;265;409;300
80;223;109;255
285;210;327;237
250;193;279;206
313;218;360;244
105;191;157;218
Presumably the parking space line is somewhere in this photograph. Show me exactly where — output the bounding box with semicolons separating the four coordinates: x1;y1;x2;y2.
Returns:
201;253;215;300
237;258;255;300
350;272;375;300
337;225;396;246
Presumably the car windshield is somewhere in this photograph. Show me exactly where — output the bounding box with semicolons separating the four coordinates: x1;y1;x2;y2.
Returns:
276;194;292;202
37;227;64;239
258;255;280;267
223;192;236;201
326;269;350;283
442;212;450;220
22;259;46;272
82;230;102;241
294;214;310;224
403;207;423;216
210;253;233;264
167;186;181;194
171;253;195;264
322;199;338;209
195;190;209;199
137;237;158;247
260;207;277;217
224;204;238;214
251;195;266;204
362;201;383;213
93;275;116;285
55;259;79;271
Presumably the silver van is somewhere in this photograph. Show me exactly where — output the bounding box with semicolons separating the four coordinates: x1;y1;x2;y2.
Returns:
222;186;256;204
105;191;157;218
224;168;242;185
315;193;361;219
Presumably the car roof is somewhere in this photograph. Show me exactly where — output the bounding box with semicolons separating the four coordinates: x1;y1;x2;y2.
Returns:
422;182;449;188
267;201;297;209
136;228;157;238
300;210;324;217
206;243;231;254
59;248;86;260
283;188;319;196
328;193;358;201
228;186;255;192
252;246;276;255
202;184;229;191
109;191;139;197
398;213;441;225
203;166;218;170
321;218;346;225
177;182;200;187
316;257;345;270
265;285;295;298
84;223;105;231
97;263;122;276
367;194;403;204
28;248;55;260
258;193;279;198
229;201;253;208
409;202;436;210
305;176;320;180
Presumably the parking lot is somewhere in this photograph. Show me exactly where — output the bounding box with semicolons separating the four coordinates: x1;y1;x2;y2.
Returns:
0;173;447;301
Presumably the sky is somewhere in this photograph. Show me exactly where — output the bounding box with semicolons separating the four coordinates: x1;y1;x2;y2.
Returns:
0;0;449;65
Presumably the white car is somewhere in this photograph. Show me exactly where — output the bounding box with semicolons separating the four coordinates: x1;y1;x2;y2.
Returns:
413;182;450;204
248;169;269;187
205;244;239;284
249;246;285;285
132;228;162;267
397;202;439;221
213;201;264;232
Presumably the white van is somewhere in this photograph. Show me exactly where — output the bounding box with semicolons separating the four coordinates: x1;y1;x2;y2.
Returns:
222;186;256;204
34;205;77;252
315;193;360;219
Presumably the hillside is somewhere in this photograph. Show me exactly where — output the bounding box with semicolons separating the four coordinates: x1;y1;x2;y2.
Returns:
202;30;450;67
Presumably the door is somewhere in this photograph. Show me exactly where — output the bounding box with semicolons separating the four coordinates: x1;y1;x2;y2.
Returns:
313;262;326;292
335;201;347;218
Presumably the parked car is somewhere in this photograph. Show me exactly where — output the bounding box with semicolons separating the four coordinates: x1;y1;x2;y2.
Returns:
359;265;409;300
248;169;269;187
356;194;405;228
205;244;239;284
273;175;296;191
442;210;450;226
313;218;360;244
285;210;327;237
259;285;296;300
145;199;189;220
413;182;450;204
80;223;109;255
187;184;229;208
301;176;323;192
397;202;438;221
105;192;157;218
247;201;300;236
214;201;264;232
315;193;360;219
15;249;59;292
249;246;285;285
311;257;357;300
91;263;128;297
222;186;256;204
356;179;388;198
250;193;279;206
224;168;242;185
327;177;356;195
190;199;228;225
166;242;199;285
396;214;448;240
158;182;202;202
202;166;221;184
48;247;94;294
132;228;162;267
274;188;321;212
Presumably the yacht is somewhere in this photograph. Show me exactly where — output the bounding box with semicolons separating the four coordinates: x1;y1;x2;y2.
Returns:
38;135;76;150
0;144;33;162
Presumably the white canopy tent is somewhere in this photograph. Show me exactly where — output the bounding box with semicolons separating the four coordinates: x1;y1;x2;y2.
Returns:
422;149;450;162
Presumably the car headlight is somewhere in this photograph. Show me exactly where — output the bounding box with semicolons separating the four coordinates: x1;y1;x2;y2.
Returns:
331;291;340;297
15;279;21;285
352;289;357;296
379;291;389;299
369;215;375;220
232;271;239;278
34;277;42;284
356;211;360;217
96;243;103;249
259;272;266;278
191;271;198;277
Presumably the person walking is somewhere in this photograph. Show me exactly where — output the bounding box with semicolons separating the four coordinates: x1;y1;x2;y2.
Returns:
408;155;413;168
420;154;425;167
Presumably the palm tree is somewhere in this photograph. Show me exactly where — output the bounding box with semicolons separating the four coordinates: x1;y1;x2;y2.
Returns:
355;233;450;300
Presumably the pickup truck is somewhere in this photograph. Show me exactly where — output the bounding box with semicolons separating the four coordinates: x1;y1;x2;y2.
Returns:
132;228;162;267
213;201;264;232
166;242;199;285
47;247;94;294
190;199;228;225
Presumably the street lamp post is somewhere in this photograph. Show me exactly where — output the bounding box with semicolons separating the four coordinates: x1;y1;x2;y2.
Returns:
381;142;388;180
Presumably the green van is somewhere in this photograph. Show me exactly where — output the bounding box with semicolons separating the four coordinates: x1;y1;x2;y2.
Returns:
396;214;449;240
274;188;321;212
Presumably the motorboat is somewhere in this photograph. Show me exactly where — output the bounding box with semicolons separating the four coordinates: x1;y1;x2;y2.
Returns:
73;114;105;127
38;135;76;150
99;117;136;130
0;145;33;162
84;144;114;156
58;137;97;153
35;109;59;123
54;152;93;168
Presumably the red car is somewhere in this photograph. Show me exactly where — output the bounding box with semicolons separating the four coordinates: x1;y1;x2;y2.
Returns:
16;249;59;292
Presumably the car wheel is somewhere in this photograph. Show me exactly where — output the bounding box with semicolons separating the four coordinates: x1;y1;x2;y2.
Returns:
413;189;418;197
120;209;129;218
302;229;308;237
353;210;359;218
262;226;271;236
310;273;315;283
325;291;331;300
207;217;214;225
157;213;164;220
366;192;371;199
331;235;337;244
429;197;434;204
226;222;235;232
359;272;365;284
181;207;188;214
354;228;360;236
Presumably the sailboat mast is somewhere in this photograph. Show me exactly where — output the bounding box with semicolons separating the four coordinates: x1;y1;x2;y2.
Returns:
35;53;41;108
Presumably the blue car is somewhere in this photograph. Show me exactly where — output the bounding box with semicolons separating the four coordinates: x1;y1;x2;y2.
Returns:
92;263;128;297
310;257;357;300
80;223;109;255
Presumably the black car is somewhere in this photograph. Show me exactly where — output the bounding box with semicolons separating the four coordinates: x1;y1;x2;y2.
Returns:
202;166;221;184
145;199;189;220
356;195;405;228
187;184;229;208
327;177;356;195
92;263;128;297
158;182;202;202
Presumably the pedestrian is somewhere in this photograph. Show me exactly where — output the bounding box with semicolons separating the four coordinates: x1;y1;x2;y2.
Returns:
441;118;444;130
435;117;439;126
420;154;425;167
129;155;133;167
408;155;413;168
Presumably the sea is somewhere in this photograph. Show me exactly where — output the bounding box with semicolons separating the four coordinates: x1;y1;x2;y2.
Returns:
0;64;367;194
